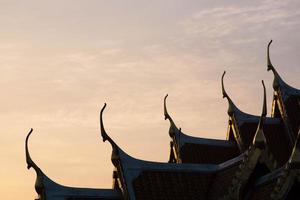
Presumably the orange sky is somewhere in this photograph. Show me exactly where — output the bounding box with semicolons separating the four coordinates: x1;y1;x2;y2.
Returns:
1;0;300;199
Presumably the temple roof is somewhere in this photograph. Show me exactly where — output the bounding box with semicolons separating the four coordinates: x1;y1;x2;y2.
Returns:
25;129;122;200
267;40;300;100
222;72;292;165
267;40;300;143
164;94;240;164
100;100;268;199
222;71;279;127
25;41;300;200
251;131;300;199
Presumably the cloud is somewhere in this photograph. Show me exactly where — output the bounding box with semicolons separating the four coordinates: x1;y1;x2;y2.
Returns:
180;0;300;41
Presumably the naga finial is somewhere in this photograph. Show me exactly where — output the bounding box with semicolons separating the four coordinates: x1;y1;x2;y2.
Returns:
100;103;110;142
222;71;229;99
261;80;267;118
100;103;117;146
221;71;238;116
267;40;284;91
164;94;170;120
25;128;39;170
25;128;45;196
99;103;120;165
253;80;267;149
267;40;275;72
164;94;178;137
164;94;176;125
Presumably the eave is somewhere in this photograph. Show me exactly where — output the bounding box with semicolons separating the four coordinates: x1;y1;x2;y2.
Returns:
25;129;122;200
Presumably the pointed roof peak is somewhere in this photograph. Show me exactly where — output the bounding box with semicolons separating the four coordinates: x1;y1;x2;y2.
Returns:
267;39;281;83
267;40;300;96
25;128;40;171
221;71;229;99
164;94;170;120
99;103;120;165
253;81;267;149
100;103;110;142
221;71;241;116
267;40;275;72
261;80;267;118
25;128;47;196
164;94;179;137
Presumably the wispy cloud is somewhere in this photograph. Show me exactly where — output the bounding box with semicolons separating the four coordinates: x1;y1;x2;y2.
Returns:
1;1;300;199
181;0;300;41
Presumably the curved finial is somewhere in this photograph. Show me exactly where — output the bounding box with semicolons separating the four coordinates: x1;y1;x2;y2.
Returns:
253;81;267;149
99;103;120;165
100;103;117;145
164;94;178;137
25;128;45;196
221;71;238;116
261;80;267;117
267;40;284;91
222;71;229;98
100;103;110;142
257;80;267;131
267;40;275;71
25;128;39;170
164;94;174;122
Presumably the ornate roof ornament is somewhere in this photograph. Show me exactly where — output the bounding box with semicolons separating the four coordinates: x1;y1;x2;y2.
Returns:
267;40;300;97
226;81;268;199
164;94;179;137
164;94;240;164
222;71;242;117
25;126;123;199
25;128;45;197
100;103;120;166
26;129;38;170
267;40;284;91
270;131;300;199
253;80;267;149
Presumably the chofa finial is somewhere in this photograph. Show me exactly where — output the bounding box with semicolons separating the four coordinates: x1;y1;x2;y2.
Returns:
164;94;179;137
100;103;110;142
267;40;274;71
164;94;170;120
221;71;239;116
25;128;45;196
253;80;267;148
99;103;120;166
261;80;267;118
100;103;118;146
25;128;39;170
222;71;228;98
267;40;285;91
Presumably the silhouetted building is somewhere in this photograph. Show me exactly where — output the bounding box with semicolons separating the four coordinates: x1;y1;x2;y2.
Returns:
26;41;300;199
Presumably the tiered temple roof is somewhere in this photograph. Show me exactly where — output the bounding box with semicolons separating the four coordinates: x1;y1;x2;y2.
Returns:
26;41;300;199
164;94;240;164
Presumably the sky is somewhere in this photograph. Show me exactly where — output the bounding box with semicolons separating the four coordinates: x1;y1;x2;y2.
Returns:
1;0;300;199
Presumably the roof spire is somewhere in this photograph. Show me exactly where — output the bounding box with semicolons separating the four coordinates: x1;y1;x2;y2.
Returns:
25;128;45;195
164;94;179;137
267;40;274;72
253;80;267;149
267;40;284;90
221;71;239;116
25;128;40;171
100;103;120;165
267;40;300;98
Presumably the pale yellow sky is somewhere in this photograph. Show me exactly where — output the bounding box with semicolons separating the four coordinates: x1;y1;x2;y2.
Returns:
1;0;300;199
